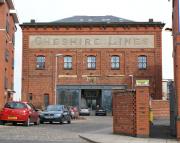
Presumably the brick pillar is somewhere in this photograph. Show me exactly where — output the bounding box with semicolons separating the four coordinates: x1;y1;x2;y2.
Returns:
136;86;150;137
112;90;136;136
177;119;180;139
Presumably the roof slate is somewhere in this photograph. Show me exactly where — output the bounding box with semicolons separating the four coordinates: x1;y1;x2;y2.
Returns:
20;15;165;28
53;15;134;23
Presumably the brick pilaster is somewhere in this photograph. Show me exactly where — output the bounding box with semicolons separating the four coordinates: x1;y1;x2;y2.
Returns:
136;86;150;137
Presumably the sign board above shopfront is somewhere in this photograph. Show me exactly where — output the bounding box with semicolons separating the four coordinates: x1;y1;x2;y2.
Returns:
136;80;149;86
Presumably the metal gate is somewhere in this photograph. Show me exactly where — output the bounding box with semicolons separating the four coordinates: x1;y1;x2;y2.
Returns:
168;80;177;136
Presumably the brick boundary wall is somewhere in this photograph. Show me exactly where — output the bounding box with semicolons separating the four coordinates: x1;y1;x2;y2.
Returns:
151;100;170;119
113;86;150;137
113;90;136;136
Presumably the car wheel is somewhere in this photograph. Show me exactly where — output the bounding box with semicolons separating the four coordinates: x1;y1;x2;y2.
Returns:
67;117;71;124
59;119;63;124
49;121;53;124
40;120;44;124
0;120;5;125
34;117;40;125
24;117;30;127
12;122;17;126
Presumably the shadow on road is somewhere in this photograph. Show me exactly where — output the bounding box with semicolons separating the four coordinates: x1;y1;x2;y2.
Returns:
150;119;175;139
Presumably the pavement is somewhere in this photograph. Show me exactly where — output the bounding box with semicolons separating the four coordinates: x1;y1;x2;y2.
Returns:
79;127;179;143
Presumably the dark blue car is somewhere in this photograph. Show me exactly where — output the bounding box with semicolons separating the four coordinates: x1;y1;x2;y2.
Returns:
40;105;71;124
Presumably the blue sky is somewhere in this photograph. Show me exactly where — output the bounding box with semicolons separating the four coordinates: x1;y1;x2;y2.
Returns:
13;0;173;100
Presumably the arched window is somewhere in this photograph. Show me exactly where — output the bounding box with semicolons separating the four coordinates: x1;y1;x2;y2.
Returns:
111;55;120;69
64;56;72;69
138;55;147;69
36;55;45;69
87;56;96;69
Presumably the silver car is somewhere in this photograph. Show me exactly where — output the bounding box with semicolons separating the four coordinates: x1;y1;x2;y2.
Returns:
79;107;90;116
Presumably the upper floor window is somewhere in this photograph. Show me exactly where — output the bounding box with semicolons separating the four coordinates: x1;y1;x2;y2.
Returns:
12;58;14;69
111;56;120;69
36;55;45;69
64;56;72;69
87;56;96;69
4;76;8;89
12;34;15;46
138;55;147;69
5;49;9;62
6;14;10;33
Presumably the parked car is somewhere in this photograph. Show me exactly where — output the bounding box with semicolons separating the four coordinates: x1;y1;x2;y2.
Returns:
0;101;40;126
40;105;71;124
69;106;79;119
95;107;107;116
79;107;90;116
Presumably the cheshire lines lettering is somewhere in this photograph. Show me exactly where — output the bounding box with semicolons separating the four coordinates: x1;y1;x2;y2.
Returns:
29;35;154;48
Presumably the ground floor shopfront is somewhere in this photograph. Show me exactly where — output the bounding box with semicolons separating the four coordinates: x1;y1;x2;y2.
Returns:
56;85;127;112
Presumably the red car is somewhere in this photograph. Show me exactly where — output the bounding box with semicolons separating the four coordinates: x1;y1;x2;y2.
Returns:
0;101;40;126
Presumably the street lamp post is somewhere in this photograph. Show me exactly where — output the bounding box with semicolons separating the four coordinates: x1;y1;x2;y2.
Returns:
129;75;134;89
55;54;63;105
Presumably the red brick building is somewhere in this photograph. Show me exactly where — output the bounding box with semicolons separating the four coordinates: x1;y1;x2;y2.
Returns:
20;16;164;110
172;0;180;139
0;0;18;109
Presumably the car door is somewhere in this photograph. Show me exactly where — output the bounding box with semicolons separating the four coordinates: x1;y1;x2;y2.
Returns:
27;103;38;122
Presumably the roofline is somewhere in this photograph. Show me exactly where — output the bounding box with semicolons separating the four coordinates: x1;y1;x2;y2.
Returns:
10;10;19;23
0;0;15;9
0;0;5;3
6;0;15;10
20;21;165;28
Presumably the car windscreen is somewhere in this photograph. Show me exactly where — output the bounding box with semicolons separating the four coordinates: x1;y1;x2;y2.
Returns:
46;105;63;111
4;102;26;109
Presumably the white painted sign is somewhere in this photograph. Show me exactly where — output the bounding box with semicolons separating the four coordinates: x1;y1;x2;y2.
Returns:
136;80;149;86
29;35;154;49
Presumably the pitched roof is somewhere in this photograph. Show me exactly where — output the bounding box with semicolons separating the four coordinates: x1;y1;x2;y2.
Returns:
20;15;165;28
53;15;133;23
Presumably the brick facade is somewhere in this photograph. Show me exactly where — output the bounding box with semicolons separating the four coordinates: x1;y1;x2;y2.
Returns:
136;86;150;137
0;0;18;109
172;0;180;139
113;90;135;135
151;100;170;119
20;17;164;108
113;86;150;137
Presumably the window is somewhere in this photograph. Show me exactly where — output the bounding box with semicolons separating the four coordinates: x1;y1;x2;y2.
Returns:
4;76;8;89
28;93;33;101
87;56;96;69
111;56;120;69
4;102;26;109
64;56;72;69
12;58;14;69
44;94;49;107
138;55;147;69
12;34;15;46
36;55;45;69
5;49;9;62
6;14;10;33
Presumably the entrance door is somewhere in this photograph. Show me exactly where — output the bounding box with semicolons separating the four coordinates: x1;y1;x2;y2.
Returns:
87;99;96;110
81;89;101;110
44;94;49;108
